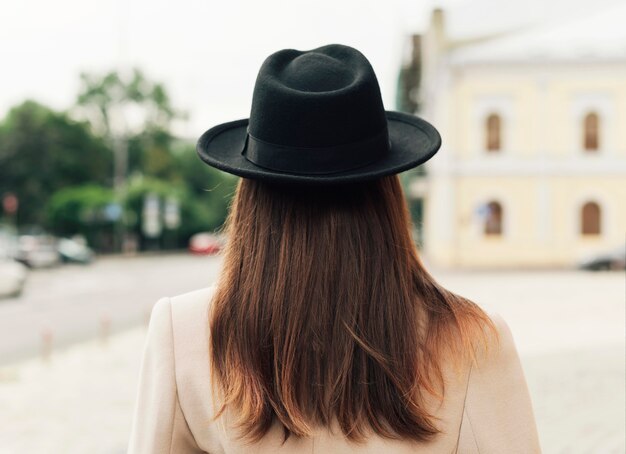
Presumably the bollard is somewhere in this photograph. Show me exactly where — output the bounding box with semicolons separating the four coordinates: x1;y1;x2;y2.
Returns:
99;313;111;346
41;326;53;363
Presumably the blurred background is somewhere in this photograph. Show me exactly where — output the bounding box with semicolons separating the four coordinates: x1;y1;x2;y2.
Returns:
0;0;624;452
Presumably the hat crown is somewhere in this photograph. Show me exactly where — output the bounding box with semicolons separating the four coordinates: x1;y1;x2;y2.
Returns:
248;44;388;148
282;52;353;92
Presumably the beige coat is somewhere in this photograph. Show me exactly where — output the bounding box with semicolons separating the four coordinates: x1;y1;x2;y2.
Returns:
127;286;541;453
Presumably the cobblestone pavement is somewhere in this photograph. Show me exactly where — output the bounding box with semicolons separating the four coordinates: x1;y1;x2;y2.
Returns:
0;258;623;453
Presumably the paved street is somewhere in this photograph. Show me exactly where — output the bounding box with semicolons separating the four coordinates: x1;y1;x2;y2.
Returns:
0;254;624;453
0;252;223;364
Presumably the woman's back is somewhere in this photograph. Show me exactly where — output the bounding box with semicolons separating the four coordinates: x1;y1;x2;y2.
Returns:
129;286;540;453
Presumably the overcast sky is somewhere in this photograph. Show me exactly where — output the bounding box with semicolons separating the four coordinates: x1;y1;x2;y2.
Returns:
0;0;432;138
0;0;619;139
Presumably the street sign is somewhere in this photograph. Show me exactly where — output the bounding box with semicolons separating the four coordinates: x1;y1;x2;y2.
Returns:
142;193;162;238
2;193;18;214
164;197;180;229
103;203;123;222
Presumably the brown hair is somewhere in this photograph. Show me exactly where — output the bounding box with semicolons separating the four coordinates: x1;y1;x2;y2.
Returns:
208;174;496;444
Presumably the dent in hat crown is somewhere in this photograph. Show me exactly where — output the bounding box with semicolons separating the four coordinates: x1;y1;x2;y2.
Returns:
247;44;389;149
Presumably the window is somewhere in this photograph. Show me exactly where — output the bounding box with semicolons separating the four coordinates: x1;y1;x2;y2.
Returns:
583;112;600;151
581;201;601;235
484;201;503;235
486;113;501;151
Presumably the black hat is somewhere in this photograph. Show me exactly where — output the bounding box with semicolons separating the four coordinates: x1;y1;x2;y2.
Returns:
196;44;441;185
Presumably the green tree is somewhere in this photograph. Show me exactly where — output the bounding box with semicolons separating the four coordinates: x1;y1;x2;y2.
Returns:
123;164;236;250
174;142;237;233
75;68;182;183
127;127;179;180
0;101;112;227
76;69;176;136
74;69;238;251
46;184;115;250
75;68;187;250
172;142;237;198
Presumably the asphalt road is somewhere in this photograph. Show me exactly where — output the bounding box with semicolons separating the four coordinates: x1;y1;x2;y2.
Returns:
0;252;224;364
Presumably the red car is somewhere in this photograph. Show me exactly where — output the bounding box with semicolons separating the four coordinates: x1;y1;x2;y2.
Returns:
188;233;226;255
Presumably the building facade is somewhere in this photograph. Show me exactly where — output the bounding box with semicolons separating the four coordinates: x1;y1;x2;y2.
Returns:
407;7;626;269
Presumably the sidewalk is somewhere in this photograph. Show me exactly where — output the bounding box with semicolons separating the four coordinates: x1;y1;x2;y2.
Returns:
524;345;625;453
0;327;146;454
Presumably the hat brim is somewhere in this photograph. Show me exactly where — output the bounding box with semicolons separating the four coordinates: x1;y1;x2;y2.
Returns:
196;110;441;185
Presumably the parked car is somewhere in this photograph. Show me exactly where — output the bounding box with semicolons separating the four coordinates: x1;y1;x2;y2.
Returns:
0;258;28;298
0;224;19;259
188;233;226;255
57;237;94;264
15;234;60;268
577;244;626;271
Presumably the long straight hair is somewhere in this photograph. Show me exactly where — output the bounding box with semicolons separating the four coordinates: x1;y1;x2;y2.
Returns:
208;174;496;444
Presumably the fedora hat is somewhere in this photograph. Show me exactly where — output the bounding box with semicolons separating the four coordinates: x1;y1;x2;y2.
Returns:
196;44;441;185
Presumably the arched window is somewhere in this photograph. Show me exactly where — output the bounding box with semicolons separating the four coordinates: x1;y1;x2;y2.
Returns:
486;113;501;151
484;201;503;235
581;201;601;235
583;112;600;151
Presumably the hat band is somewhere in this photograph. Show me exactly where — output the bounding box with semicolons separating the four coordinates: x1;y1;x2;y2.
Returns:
242;129;391;175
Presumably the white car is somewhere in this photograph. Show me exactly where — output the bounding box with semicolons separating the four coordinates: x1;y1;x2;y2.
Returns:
15;234;60;268
0;258;28;298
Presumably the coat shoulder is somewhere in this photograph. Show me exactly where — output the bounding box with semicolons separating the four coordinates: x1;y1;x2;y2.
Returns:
170;285;219;310
168;284;219;358
474;311;517;368
461;311;541;453
168;284;226;453
168;284;218;326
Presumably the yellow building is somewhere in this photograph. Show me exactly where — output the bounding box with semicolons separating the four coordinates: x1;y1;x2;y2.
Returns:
409;6;626;269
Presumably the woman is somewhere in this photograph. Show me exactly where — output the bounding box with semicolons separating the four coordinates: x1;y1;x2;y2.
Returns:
128;44;540;453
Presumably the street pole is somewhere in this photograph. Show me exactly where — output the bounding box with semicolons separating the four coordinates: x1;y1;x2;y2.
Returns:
114;0;131;254
113;136;128;253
